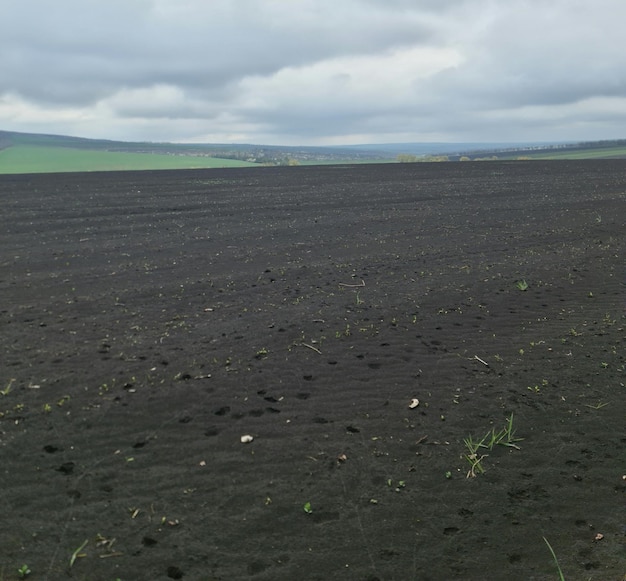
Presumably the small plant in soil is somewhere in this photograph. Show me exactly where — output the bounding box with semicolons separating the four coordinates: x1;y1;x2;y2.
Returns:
464;415;523;477
303;502;312;514
336;323;351;338
0;378;14;396
584;401;609;410
516;279;529;291
464;434;488;477
57;395;71;407
543;537;565;580
17;564;31;579
486;414;522;449
69;539;88;568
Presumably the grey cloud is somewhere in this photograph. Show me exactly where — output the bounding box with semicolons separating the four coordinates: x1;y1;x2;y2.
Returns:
1;0;434;107
2;0;626;144
422;0;626;113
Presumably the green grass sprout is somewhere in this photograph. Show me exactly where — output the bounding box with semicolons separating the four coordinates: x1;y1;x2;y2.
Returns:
543;537;565;581
69;539;89;568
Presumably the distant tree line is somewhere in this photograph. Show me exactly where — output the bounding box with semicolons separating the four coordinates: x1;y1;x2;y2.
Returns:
396;154;450;163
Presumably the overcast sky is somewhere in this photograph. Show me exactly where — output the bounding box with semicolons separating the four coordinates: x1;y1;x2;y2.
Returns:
2;0;626;145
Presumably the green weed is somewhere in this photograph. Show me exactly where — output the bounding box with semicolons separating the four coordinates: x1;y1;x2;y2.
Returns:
335;323;351;338
69;539;88;568
0;379;14;396
463;434;488;477
57;395;71;407
487;414;522;449
584;401;609;410
464;415;522;477
543;537;565;581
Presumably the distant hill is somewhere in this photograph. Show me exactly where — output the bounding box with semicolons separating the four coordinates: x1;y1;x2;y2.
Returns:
353;139;626;161
1;130;626;174
0;130;388;173
340;141;562;156
456;139;626;160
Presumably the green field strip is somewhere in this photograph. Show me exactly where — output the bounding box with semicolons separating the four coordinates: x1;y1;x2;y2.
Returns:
506;147;626;160
0;145;256;174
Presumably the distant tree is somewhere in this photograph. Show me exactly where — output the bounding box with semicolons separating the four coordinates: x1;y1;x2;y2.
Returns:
459;156;471;162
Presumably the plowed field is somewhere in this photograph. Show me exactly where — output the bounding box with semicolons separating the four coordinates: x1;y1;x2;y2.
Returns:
1;161;624;580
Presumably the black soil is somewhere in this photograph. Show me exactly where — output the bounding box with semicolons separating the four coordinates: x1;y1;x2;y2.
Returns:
1;161;625;580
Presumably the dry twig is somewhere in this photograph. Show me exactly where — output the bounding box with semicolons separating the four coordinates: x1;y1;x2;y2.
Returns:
302;343;322;354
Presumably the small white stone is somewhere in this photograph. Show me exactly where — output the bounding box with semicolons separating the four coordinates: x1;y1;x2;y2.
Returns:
409;398;420;409
240;435;254;443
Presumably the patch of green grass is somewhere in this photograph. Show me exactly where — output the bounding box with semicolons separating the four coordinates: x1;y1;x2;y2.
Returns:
507;146;626;160
485;414;523;449
464;415;523;477
0;145;256;174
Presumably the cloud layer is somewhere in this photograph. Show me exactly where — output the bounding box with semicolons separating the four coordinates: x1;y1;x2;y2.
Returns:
2;0;626;144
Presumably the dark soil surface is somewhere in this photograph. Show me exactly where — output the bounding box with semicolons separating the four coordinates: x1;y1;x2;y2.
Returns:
1;161;625;581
